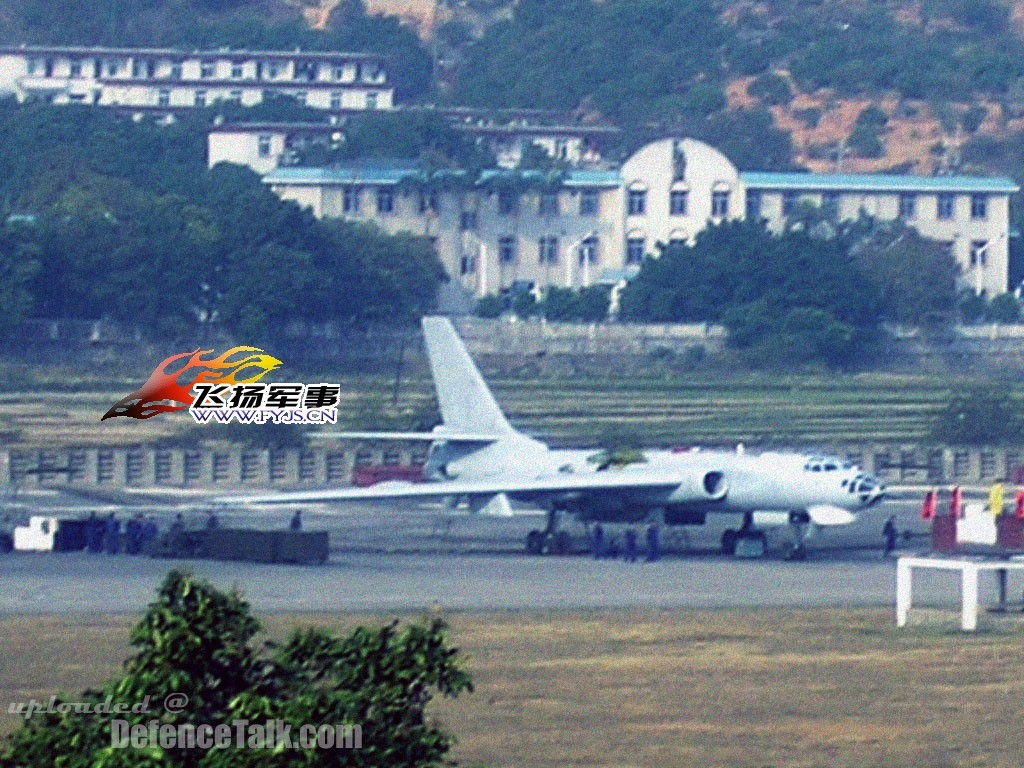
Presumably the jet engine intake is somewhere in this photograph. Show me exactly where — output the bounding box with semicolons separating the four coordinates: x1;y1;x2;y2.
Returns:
669;470;728;503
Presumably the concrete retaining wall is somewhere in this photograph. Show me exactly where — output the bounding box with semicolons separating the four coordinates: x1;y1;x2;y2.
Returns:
3;443;1022;489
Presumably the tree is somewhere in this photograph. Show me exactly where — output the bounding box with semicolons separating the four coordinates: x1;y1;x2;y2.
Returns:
851;222;960;325
931;386;1023;445
747;72;793;106
1;571;472;768
619;219;881;366
987;292;1021;322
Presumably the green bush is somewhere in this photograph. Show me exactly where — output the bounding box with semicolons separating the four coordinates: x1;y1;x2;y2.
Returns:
475;293;504;318
1;571;472;768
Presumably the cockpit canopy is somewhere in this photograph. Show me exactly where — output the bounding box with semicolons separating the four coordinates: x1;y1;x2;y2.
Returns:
803;455;855;473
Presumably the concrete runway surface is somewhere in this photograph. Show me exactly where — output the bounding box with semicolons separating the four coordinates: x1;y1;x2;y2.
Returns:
3;492;1022;615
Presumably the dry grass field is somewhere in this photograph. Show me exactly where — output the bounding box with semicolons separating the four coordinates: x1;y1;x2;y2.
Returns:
3;608;1024;767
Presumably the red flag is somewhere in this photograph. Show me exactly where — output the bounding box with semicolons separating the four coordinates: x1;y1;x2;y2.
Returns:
921;489;937;520
950;486;963;519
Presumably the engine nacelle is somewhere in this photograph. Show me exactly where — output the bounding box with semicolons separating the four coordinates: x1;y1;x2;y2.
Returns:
668;470;728;504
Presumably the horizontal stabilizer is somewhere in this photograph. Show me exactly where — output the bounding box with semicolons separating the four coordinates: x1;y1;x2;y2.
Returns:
309;431;500;443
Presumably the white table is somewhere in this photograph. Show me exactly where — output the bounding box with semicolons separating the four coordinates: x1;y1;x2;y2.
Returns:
896;555;1024;631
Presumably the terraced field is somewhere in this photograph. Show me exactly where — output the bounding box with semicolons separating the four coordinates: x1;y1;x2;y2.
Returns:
0;369;1015;449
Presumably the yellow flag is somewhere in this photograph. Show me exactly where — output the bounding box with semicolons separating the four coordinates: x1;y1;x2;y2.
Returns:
989;483;1005;516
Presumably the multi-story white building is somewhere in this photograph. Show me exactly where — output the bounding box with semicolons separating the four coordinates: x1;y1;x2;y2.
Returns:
207;116;621;175
247;137;1017;297
0;45;392;113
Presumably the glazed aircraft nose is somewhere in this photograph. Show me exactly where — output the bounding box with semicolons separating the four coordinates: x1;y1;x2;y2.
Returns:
857;474;885;507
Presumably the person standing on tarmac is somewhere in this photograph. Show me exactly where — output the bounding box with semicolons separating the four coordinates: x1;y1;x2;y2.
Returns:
624;528;638;563
592;524;604;559
645;523;660;562
883;515;898;557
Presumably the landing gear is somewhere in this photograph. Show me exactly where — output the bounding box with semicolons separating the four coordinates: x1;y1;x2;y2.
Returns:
721;512;767;556
524;509;572;555
786;510;814;561
525;529;544;555
721;529;738;555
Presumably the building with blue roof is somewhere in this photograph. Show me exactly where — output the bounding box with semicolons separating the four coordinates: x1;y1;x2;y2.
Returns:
234;135;1018;298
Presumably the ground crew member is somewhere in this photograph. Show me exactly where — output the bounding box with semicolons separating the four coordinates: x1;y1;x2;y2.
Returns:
883;515;898;557
646;523;660;562
592;524;604;559
125;514;142;555
624;528;638;562
86;512;104;553
104;513;120;555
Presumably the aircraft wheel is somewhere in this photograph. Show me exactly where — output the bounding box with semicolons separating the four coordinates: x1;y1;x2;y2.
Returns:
785;543;807;561
721;529;738;555
552;530;572;556
526;530;545;555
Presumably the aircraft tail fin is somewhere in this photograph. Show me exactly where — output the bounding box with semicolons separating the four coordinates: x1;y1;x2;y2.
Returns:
421;317;515;436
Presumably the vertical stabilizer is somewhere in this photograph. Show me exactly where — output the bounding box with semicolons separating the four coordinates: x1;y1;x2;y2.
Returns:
421;317;515;436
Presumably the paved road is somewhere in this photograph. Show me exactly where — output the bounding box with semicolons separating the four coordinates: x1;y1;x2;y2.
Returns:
3;492;1016;615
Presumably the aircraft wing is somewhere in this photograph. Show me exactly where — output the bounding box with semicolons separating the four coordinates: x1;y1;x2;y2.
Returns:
215;469;696;507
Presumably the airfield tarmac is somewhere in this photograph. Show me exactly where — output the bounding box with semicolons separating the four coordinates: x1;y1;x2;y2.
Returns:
1;494;1019;616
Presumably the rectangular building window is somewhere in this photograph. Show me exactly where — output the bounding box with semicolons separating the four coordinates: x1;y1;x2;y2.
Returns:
499;236;517;264
418;192;439;214
937;192;955;220
898;193;917;220
712;190;730;217
460;255;476;275
257;134;272;158
539;192;559;216
670;190;689;216
971;193;988;219
26;59;38;76
267;62;282;79
628;189;647;216
579;235;599;265
366;92;378;110
69;60;82;78
200;61;216;79
626;237;645;265
579;189;599;216
460;211;477;230
227;89;242;103
170;62;183;80
538;236;559;264
781;190;797;217
157;89;170;107
970;239;988;267
330;92;343;110
294;91;307;105
332;65;346;81
498;191;517;216
231;63;244;79
194;90;207;107
745;189;762;219
377;188;394;214
343;187;360;214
